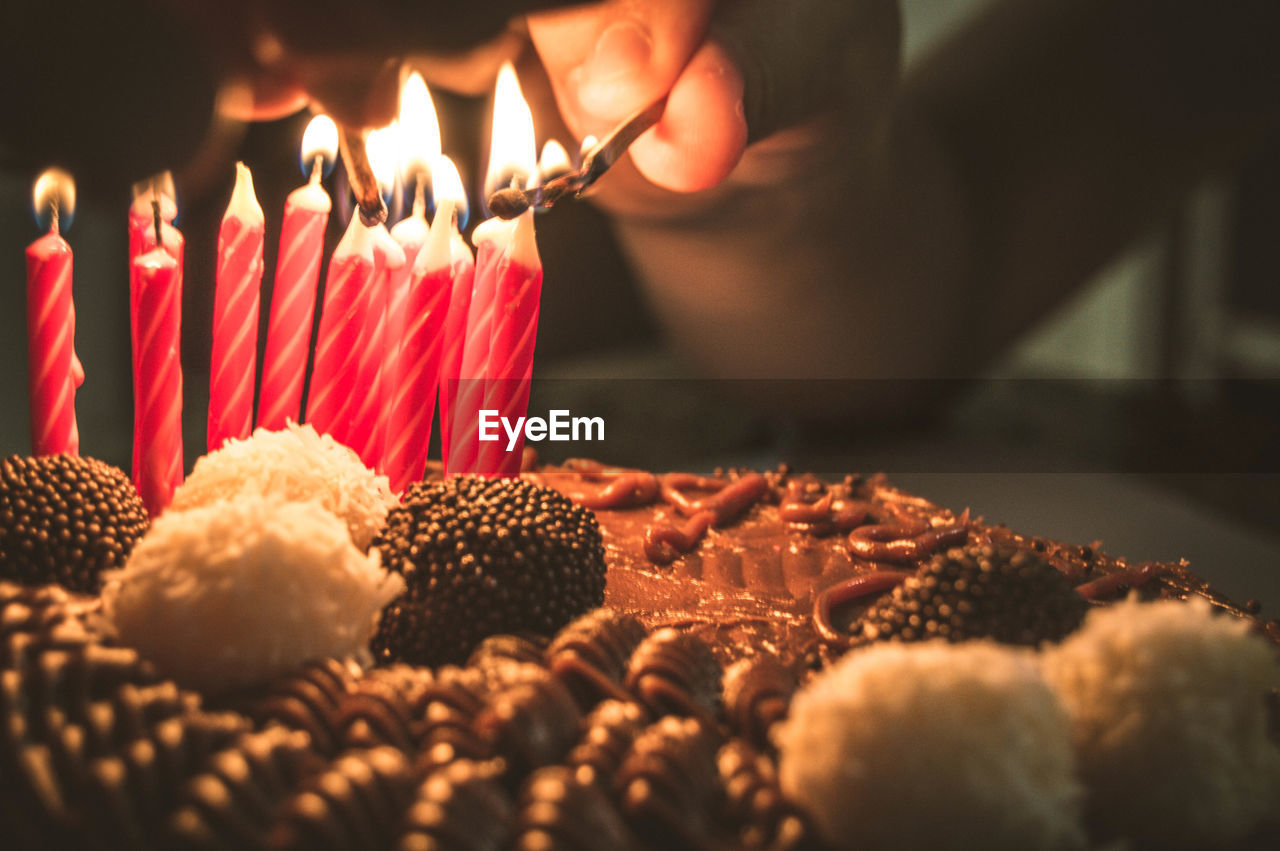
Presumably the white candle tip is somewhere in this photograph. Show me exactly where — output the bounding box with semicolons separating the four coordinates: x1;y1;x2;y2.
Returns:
335;211;378;259
226;162;264;225
286;181;332;215
471;216;516;248
508;208;540;268
415;200;455;275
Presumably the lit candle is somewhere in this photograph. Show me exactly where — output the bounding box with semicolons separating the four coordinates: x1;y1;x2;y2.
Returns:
132;225;184;516
347;125;404;470
258;114;336;430
448;62;539;476
481;207;542;478
384;199;456;492
433;156;475;475
305;213;376;448
208;162;264;451
24;168;80;457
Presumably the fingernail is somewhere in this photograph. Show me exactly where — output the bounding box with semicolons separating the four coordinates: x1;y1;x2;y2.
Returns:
577;20;652;112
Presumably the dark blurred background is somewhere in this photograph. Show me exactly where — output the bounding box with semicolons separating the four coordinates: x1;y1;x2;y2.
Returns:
2;1;1278;604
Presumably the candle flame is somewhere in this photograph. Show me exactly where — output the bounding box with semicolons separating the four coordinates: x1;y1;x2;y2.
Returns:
432;155;470;229
579;135;598;159
365;123;400;196
300;113;339;177
32;167;76;232
536;140;572;185
484;62;537;203
398;71;441;186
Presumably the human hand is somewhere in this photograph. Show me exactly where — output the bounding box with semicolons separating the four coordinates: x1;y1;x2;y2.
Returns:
526;0;900;196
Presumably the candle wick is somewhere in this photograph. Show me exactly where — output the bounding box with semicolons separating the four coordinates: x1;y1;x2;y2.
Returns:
151;199;162;248
49;200;59;237
309;155;323;186
412;179;426;219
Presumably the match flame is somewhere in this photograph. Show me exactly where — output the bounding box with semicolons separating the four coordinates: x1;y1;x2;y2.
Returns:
536;140;572;185
300;113;339;177
365;123;400;196
432;155;470;229
32;167;75;232
398;71;441;186
484;62;537;202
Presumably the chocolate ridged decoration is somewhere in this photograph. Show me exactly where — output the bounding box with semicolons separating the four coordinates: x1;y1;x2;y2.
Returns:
720;656;797;750
334;678;418;754
547;609;649;707
716;739;813;850
166;727;321;848
516;765;642;850
624;628;723;728
566;700;648;785
400;758;514;851
616;716;724;850
415;667;492;769
222;658;359;757
268;747;417;850
473;667;582;779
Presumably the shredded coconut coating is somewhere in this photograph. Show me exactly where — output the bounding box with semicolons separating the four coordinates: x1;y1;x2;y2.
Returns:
1041;597;1280;847
102;495;404;694
171;422;396;551
775;641;1085;851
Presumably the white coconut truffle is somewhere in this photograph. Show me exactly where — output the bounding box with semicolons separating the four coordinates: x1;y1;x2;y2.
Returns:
775;641;1085;851
103;495;404;694
1041;597;1280;847
171;422;396;551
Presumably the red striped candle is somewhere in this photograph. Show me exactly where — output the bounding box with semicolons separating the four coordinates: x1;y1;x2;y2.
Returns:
208;162;264;451
480;209;542;477
132;246;184;516
24;172;79;457
305;214;376;448
259;159;331;430
129;203;183;482
347;226;404;470
445;218;512;476
384;199;456;492
436;216;476;474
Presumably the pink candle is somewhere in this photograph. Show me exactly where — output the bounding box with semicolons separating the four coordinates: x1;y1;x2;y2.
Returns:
24;171;79;456
445;219;512;476
305;214;376;448
432;159;476;473
208;162;264;451
347;227;404;471
128;183;176;261
132;246;184;516
129;195;183;483
259;149;332;430
480;209;542;477
385;192;430;395
384;199;456;492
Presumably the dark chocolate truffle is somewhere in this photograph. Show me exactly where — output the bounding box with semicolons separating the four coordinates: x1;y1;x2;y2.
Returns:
860;543;1088;646
371;476;606;667
0;454;148;593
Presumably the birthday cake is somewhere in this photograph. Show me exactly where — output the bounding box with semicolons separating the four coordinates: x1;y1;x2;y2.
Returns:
2;429;1279;850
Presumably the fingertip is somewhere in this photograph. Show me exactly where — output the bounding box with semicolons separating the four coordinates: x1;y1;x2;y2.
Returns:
630;43;747;193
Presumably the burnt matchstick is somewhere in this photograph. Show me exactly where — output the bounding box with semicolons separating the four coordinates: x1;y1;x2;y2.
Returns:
486;95;668;220
338;125;388;227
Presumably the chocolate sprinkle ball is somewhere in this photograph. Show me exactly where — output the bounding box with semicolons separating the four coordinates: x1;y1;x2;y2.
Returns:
0;455;148;594
860;543;1089;646
371;476;606;667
